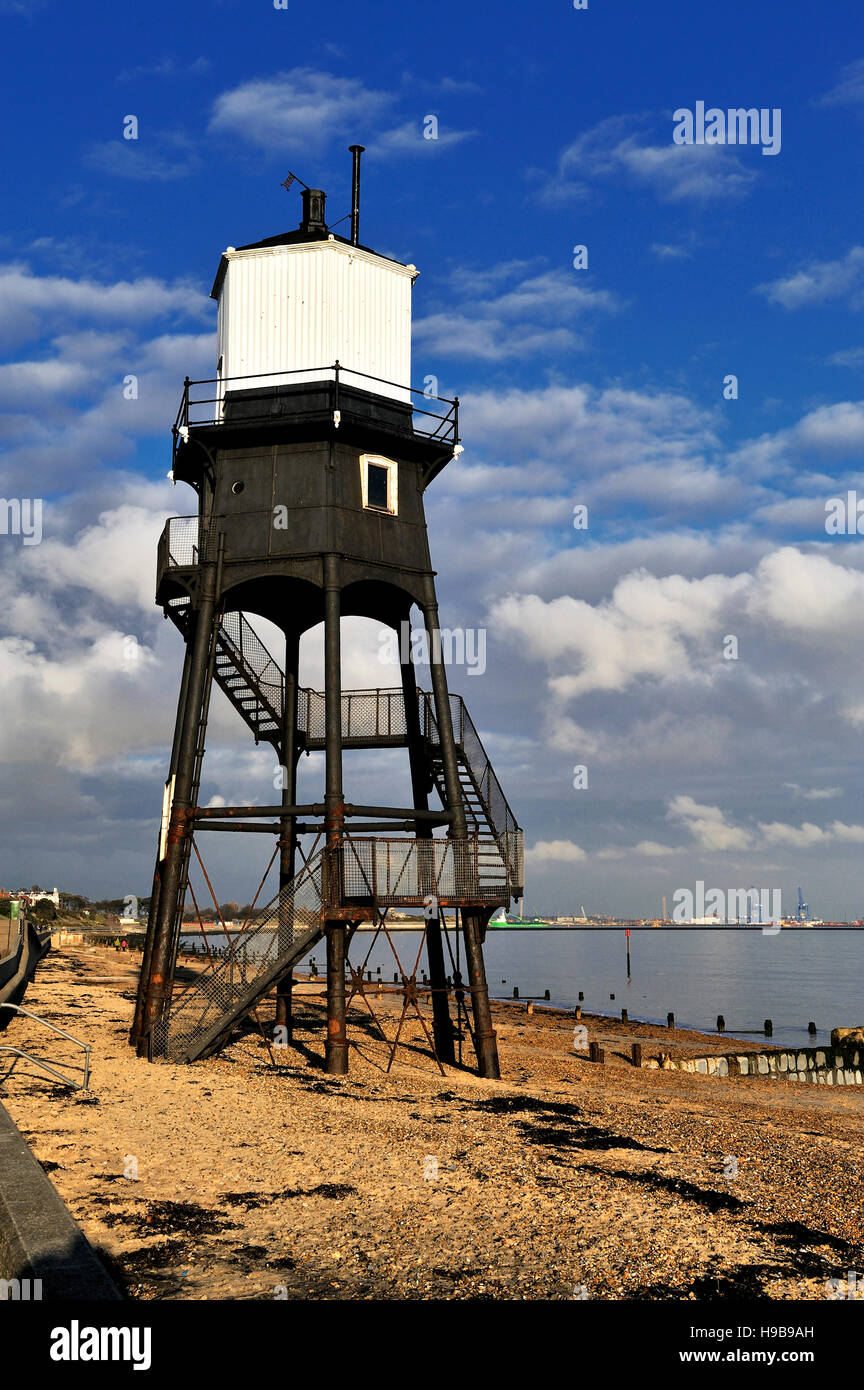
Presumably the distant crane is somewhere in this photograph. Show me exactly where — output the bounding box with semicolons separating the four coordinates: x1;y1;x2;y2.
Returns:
797;885;809;923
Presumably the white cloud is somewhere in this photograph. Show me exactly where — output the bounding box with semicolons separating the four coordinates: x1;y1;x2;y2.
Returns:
650;243;691;260
371;121;476;156
817;59;864;107
758;819;864;848
27;504;165;609
596;840;675;859
783;783;842;800
413;267;618;361
747;547;864;636
667;795;751;852
526;839;587;864
543;116;756;204
492;568;747;698
731;400;864;475
829;821;864;843
0;262;209;349
758;820;826;848
84;133;199;183
117;56;211;81
209;69;392;151
756;247;864;310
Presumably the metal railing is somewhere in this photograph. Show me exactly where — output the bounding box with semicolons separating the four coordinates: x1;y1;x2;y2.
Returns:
340;835;509;906
154;848;328;1062
154;564;524;893
298;687;407;744
154;828;514;1060
423;693;523;893
173;363;459;451
0;1003;91;1090
218;610;284;725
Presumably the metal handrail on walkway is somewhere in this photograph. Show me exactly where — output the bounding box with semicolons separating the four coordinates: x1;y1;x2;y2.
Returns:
0;1003;91;1091
173;362;459;449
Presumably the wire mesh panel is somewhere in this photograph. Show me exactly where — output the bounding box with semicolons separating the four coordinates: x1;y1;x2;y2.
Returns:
219;611;284;722
298;688;407;745
153;850;326;1062
164;516;200;567
160;515;223;568
421;691;523;895
340;836;508;906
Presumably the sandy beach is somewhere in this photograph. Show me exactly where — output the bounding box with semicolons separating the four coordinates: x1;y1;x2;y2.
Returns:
2;940;863;1302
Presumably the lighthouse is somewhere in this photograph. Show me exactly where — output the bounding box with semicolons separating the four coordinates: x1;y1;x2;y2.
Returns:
131;150;523;1078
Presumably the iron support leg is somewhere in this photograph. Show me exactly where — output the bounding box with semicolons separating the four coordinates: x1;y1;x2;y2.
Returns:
425;915;455;1064
275;972;293;1043
131;636;194;1046
322;557;347;1074
462;909;500;1079
400;643;455;1064
137;564;217;1052
324;922;348;1074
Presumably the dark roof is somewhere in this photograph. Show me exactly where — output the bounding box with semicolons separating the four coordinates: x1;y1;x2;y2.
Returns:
210;229;412;299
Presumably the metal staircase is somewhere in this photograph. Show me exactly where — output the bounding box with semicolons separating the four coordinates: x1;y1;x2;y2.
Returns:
165;600;522;896
167;600;283;746
155;849;327;1063
152;606;523;1060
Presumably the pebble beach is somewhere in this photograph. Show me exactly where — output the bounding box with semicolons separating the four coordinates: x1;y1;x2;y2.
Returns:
3;941;864;1302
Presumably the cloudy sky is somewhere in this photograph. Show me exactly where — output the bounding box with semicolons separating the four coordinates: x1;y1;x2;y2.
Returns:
2;0;864;917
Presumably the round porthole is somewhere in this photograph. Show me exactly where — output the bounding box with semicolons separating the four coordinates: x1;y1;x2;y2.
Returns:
231;480;245;495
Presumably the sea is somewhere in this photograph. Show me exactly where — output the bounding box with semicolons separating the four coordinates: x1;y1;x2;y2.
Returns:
177;924;863;1051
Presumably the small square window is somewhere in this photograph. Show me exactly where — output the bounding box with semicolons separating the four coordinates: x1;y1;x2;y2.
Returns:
360;454;398;515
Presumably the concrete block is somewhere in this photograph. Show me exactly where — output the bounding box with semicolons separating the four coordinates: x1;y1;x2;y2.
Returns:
757;1055;769;1074
717;1058;728;1077
0;1103;120;1299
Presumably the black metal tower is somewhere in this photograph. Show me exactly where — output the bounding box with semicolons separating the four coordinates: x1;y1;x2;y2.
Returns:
131;155;523;1076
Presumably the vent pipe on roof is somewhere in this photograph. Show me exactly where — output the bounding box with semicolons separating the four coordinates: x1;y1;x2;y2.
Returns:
349;144;365;246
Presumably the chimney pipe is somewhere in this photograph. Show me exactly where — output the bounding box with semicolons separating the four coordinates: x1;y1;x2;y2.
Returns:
300;187;327;237
349;145;364;246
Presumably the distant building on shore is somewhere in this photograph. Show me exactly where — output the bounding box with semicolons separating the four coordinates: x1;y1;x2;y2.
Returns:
0;886;60;908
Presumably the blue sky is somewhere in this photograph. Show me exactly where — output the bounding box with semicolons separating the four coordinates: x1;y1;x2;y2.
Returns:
2;0;864;917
